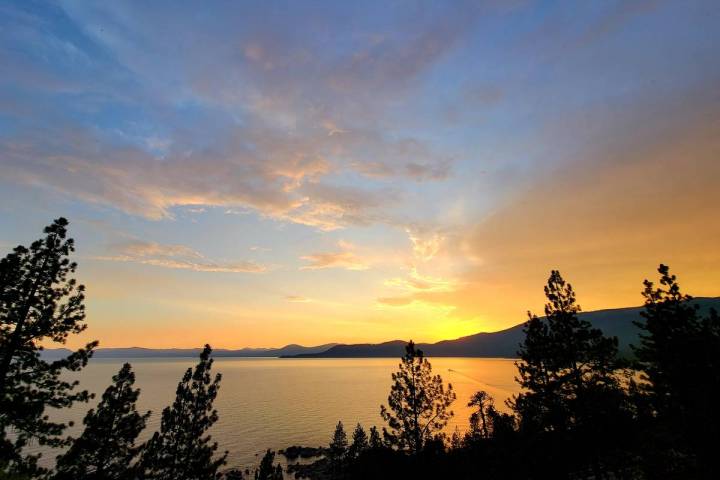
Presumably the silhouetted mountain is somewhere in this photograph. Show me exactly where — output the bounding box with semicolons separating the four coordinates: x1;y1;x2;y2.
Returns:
42;343;338;359
41;298;720;360
286;298;720;358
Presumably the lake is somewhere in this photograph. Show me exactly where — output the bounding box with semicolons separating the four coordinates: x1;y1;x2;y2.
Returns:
31;357;521;472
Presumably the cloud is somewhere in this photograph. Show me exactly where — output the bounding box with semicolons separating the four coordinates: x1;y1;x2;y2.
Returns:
0;127;404;230
384;268;456;293
285;295;311;303
378;266;457;309
406;227;444;261
375;295;457;313
280;183;398;231
0;1;466;233
376;296;416;307
300;251;369;271
99;240;266;273
300;241;370;271
184;206;207;214
422;85;720;328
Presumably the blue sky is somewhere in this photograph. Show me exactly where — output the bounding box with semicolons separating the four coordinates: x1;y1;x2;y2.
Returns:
1;0;719;348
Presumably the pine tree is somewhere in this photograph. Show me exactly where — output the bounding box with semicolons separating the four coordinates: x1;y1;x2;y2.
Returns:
140;345;227;480
633;264;720;476
253;450;282;480
329;420;348;465
511;270;622;431
467;390;495;441
368;426;383;450
380;341;455;455
347;423;368;460
510;270;631;477
53;363;150;480
0;218;97;475
449;427;463;450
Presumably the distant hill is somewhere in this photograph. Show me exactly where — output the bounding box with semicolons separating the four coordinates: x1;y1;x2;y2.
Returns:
42;343;338;359
286;297;720;359
41;298;720;360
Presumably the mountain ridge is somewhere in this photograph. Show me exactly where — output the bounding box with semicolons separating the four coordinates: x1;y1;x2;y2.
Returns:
285;297;720;358
41;298;720;359
41;343;338;359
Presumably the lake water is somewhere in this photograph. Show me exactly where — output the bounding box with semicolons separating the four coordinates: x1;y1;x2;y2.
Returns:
31;357;520;472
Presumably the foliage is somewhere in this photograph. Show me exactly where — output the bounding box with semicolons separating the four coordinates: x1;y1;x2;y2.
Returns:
329;421;348;460
380;341;455;454
347;423;368;460
449;427;462;450
222;469;245;480
512;271;622;429
0;218;97;475
633;264;720;477
466;390;495;441
140;345;227;480
328;420;348;477
254;450;282;480
510;270;635;477
53;363;150;480
368;426;382;449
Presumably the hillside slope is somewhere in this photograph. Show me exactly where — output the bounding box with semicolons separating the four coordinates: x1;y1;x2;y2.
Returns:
287;298;720;358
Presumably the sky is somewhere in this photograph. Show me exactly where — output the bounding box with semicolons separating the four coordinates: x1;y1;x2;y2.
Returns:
1;0;719;349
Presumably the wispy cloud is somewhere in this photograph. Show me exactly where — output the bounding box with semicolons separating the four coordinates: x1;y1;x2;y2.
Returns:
406;227;444;262
376;296;416;307
378;266;458;309
285;295;311;303
98;240;266;273
300;241;369;271
0;1;465;232
300;251;369;271
384;268;456;293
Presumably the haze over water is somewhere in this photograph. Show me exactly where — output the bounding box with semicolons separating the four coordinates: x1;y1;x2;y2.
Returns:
36;357;519;471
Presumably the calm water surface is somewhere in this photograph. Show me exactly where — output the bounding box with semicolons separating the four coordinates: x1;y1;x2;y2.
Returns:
35;357;520;471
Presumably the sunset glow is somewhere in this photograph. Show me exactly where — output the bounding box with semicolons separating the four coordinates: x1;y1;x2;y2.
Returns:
1;1;719;349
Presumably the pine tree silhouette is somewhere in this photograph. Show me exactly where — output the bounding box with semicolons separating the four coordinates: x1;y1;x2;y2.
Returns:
140;345;227;480
348;423;368;460
0;218;97;475
328;420;348;476
253;450;282;480
633;264;720;477
380;341;455;455
511;270;631;477
54;363;150;480
368;426;383;450
466;390;496;442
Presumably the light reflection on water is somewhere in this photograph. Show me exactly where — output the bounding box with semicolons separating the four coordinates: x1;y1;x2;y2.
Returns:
32;357;520;471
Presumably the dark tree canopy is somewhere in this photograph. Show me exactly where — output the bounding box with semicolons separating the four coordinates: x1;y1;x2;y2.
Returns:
466;390;496;441
329;420;348;460
53;363;150;480
348;423;368;460
0;218;97;475
633;264;720;477
253;450;282;480
328;419;348;476
140;345;227;480
510;270;634;478
368;426;383;450
380;341;455;455
511;270;622;433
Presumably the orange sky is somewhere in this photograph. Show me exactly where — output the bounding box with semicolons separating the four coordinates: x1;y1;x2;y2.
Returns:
2;1;719;349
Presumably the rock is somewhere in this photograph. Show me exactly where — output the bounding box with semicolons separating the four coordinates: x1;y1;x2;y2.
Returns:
279;445;327;460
